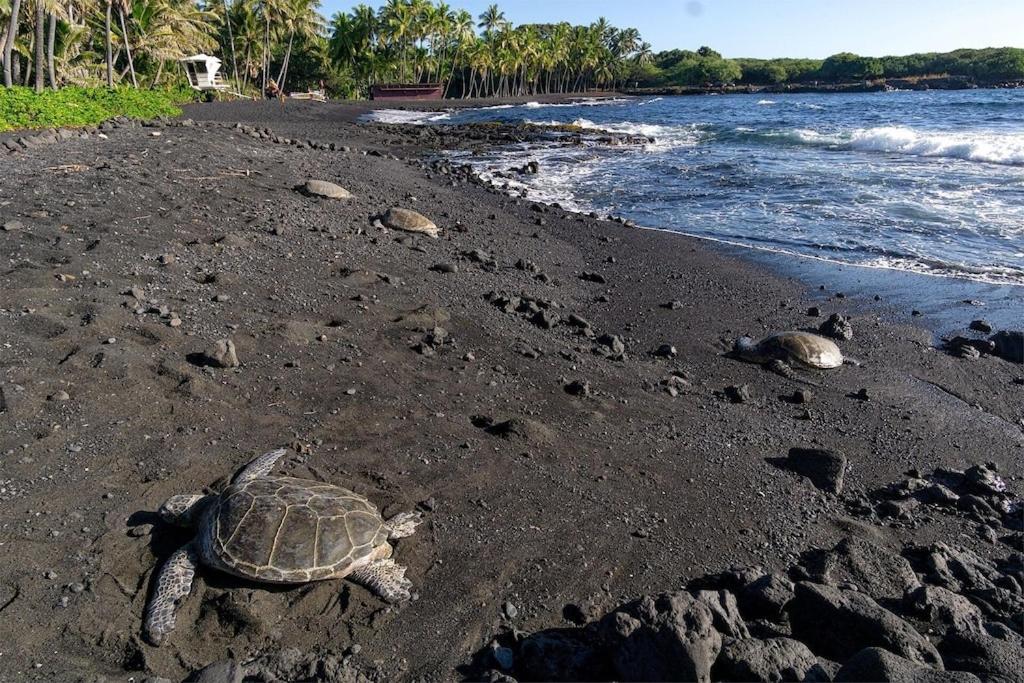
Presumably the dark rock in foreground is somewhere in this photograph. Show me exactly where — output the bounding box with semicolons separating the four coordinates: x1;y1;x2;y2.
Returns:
779;447;847;494
834;648;979;683
990;330;1023;363
788;582;942;666
818;313;853;341
713;637;828;682
600;591;722;683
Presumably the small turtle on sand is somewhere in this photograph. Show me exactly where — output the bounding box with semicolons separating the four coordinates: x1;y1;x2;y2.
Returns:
731;331;854;381
143;449;421;645
381;207;439;238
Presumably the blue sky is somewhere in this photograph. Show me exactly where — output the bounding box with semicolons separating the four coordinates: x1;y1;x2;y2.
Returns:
318;0;1024;59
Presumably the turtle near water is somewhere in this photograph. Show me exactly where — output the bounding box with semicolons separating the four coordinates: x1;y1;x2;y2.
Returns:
143;449;421;646
731;330;853;380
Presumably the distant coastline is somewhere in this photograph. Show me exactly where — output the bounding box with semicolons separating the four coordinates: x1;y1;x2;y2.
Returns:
623;75;1024;97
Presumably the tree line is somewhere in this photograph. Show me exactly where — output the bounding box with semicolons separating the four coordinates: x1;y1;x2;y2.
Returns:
0;0;325;94
641;47;1024;88
328;1;650;97
1;0;1022;97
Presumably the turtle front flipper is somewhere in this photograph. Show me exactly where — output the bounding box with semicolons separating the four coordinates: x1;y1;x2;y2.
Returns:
349;558;412;603
231;448;288;484
143;543;199;646
385;511;422;539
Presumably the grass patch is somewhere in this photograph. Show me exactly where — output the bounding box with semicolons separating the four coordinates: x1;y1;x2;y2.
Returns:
0;87;196;133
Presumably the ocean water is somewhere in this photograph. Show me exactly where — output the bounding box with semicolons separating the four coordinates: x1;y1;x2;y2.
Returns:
366;91;1024;290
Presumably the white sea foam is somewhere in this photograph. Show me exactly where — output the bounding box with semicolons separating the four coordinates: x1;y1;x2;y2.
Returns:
527;117;708;150
361;109;451;124
521;97;632;109
776;126;1024;166
845;126;1024;166
757;99;777;105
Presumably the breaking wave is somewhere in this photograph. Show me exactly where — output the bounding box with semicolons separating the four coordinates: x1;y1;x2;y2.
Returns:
361;109;451;124
762;126;1024;166
528;117;710;149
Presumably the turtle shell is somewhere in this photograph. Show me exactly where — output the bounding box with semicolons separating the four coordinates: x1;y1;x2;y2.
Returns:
209;476;389;582
759;331;843;369
382;207;439;238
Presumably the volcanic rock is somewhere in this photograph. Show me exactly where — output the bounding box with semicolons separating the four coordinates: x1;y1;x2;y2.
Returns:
818;314;853;341
787;582;943;666
779;448;847;494
203;339;239;368
989;331;1023;363
599;591;722;683
712;637;827;683
834;648;978;683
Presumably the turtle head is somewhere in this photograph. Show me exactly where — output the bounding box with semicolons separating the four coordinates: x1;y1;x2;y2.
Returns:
731;336;757;360
158;494;209;528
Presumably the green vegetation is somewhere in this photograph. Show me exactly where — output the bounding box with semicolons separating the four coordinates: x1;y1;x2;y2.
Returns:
1;0;1022;122
727;48;1024;87
328;2;650;98
0;86;189;131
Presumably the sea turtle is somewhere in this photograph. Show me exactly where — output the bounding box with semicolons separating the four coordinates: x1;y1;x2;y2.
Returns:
731;330;849;380
381;207;439;238
143;449;421;646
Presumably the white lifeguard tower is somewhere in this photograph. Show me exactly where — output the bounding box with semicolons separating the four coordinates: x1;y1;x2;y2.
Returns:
180;54;228;92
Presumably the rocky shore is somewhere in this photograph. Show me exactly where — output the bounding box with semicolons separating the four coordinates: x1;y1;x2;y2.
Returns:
622;77;1024;97
0;101;1021;681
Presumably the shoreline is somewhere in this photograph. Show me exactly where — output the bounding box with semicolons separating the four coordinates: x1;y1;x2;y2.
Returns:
622;78;1024;97
0;101;1021;680
616;222;1024;337
356;102;1022;339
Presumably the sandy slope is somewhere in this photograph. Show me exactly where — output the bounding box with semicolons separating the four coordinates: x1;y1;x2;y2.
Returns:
0;103;1020;681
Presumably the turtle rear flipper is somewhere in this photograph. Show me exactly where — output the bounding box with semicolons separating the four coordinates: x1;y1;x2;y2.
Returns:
144;543;199;646
767;359;794;379
767;359;821;387
231;448;288;484
349;558;412;602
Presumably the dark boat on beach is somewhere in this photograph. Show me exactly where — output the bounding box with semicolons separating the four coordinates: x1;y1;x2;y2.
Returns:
371;83;445;100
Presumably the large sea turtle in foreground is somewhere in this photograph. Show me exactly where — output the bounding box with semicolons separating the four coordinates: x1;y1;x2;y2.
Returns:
143;449;421;646
731;331;851;380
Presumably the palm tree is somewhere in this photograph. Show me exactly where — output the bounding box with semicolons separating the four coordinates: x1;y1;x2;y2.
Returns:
321;0;644;101
103;0;112;85
441;6;469;96
634;41;652;66
115;0;136;86
127;0;218;86
476;3;503;38
2;0;22;86
0;0;9;38
381;0;414;81
276;0;321;90
221;0;239;88
33;0;43;91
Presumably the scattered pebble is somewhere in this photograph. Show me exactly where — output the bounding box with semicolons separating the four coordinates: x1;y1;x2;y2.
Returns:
565;380;591;397
725;384;751;403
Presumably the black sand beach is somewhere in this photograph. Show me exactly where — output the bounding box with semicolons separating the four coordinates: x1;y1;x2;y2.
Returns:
0;101;1021;681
